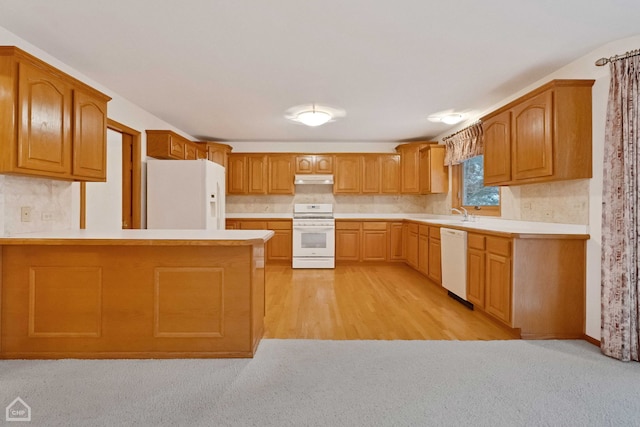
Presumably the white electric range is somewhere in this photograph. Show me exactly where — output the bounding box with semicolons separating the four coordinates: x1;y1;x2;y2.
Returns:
292;203;335;269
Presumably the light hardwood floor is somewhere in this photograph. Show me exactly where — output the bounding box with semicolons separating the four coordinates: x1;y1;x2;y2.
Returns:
264;264;517;340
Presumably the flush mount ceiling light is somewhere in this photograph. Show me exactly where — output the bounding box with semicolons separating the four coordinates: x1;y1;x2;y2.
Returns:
285;104;345;127
427;111;466;125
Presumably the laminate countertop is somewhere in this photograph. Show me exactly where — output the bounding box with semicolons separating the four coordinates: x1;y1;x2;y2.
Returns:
0;229;275;246
226;213;589;238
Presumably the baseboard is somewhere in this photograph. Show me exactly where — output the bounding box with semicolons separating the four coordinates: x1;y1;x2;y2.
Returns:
583;335;601;347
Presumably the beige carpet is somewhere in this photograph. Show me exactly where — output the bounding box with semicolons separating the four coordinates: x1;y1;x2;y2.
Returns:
1;339;639;426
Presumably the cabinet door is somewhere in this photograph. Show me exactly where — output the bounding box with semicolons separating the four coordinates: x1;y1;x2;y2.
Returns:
168;135;185;159
268;155;294;194
467;247;485;308
334;155;361;193
266;220;292;261
420;146;448;194
511;90;554;181
361;155;380;193
17;61;72;175
295;155;314;174
184;143;197;160
483;110;512;185
315;155;333;173
380;154;400;194
399;146;420;194
196;145;208;160
406;228;419;269
227;155;247;194
388;222;405;260
427;228;442;284
485;237;512;325
72;89;107;180
361;222;387;261
336;229;360;261
418;234;429;275
247;155;267;194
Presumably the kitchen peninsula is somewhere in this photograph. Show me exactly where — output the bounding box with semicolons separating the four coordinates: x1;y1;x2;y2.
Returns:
0;229;273;359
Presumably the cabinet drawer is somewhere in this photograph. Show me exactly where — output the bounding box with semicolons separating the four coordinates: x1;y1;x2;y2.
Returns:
336;221;361;230
468;233;486;250
418;225;429;236
362;221;387;231
429;226;441;239
239;221;267;230
267;220;292;230
486;236;511;256
407;223;419;234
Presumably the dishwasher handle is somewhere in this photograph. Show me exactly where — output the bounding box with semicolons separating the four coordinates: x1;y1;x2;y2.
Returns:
440;228;466;237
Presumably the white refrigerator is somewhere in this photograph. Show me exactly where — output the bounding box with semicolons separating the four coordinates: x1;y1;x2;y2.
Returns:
146;159;226;230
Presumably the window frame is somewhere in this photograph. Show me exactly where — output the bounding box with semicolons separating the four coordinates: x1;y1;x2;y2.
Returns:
451;160;501;217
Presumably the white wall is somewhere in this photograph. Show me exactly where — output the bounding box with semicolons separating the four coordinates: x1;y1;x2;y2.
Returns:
84;130;123;230
0;25;198;234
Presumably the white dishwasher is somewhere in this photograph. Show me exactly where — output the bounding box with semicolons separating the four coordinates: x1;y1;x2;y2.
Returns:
440;228;470;306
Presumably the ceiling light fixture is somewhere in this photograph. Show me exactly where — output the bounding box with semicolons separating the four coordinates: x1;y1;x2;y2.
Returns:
285;103;345;127
427;111;466;125
295;106;332;127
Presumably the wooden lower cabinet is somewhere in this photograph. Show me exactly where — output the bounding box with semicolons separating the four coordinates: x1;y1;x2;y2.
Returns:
417;225;429;275
361;222;388;261
427;226;442;284
466;234;486;308
336;221;390;262
466;232;587;339
465;234;512;325
388;222;405;260
336;222;361;261
405;223;419;269
228;219;292;262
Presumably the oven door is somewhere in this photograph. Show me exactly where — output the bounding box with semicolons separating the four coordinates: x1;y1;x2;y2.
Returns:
292;226;335;257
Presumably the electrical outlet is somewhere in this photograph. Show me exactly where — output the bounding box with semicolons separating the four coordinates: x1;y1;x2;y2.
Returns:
21;206;32;222
41;212;54;221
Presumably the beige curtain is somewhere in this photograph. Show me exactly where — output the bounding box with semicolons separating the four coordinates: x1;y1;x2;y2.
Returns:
601;54;640;361
443;122;483;166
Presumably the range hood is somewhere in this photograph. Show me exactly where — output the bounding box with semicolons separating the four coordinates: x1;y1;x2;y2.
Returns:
294;174;334;185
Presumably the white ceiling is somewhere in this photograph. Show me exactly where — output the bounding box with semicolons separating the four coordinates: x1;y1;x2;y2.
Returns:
0;1;638;142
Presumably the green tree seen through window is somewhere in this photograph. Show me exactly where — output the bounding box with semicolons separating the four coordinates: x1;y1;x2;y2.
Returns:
462;156;499;206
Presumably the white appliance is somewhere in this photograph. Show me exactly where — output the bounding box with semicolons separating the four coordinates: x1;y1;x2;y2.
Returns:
146;159;225;230
440;228;469;305
292;203;335;269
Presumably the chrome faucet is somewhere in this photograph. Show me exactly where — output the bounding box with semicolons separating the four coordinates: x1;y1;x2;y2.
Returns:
451;207;469;221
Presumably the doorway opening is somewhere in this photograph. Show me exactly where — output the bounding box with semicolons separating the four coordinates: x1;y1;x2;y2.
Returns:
80;119;142;229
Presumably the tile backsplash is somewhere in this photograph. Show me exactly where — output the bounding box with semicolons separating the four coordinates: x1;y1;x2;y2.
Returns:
226;179;590;224
1;175;73;235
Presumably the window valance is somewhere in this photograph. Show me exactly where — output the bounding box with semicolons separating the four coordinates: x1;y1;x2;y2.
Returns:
443;121;484;166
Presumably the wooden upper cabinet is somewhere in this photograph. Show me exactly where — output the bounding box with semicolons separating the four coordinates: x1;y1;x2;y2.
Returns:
227;154;247;194
295;154;333;174
361;155;380;193
380;154;401;194
334;154;362;193
396;144;424;194
483;110;512;186
268;154;294;194
202;142;232;168
73;89;108;180
396;142;447;194
17;61;72;175
247;154;268;194
184;142;198;160
146;130;187;160
0;47;110;181
418;145;448;194
195;144;208;160
481;79;594;186
511;90;553;181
